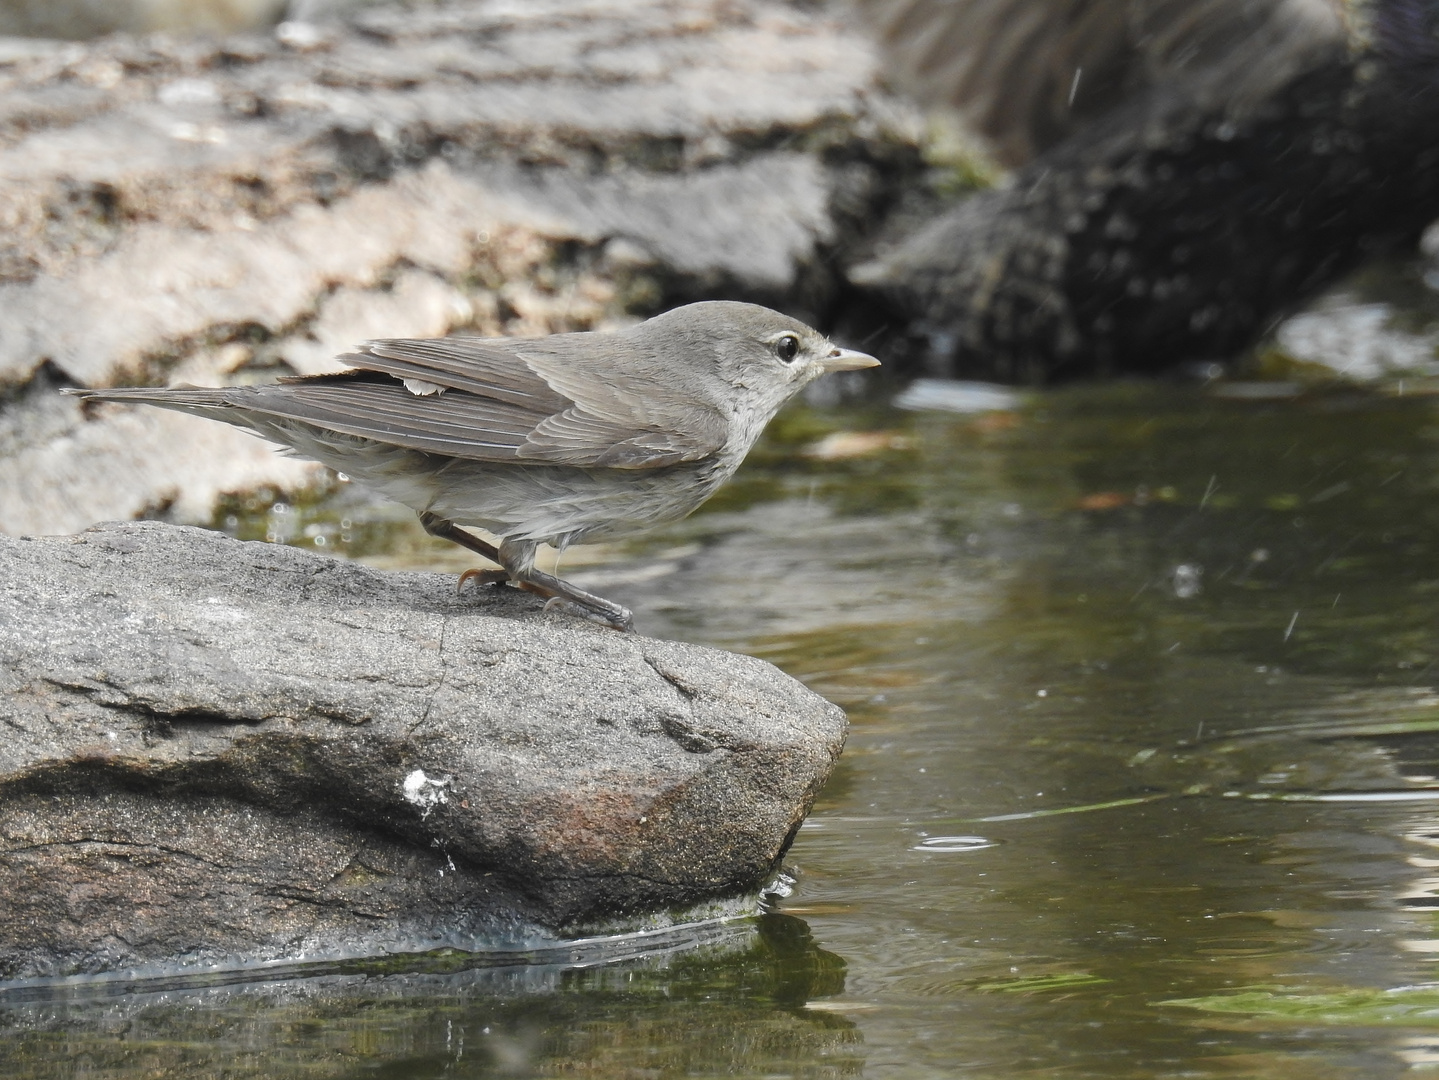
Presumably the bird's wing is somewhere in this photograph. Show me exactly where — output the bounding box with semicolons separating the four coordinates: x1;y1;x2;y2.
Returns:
244;335;728;469
230;381;548;459
514;344;729;468
519;406;728;468
332;338;570;413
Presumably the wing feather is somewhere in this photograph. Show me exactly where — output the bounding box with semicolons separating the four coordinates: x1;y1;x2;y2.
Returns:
516;346;728;467
335;337;571;412
238;383;533;457
521;407;719;468
116;331;731;469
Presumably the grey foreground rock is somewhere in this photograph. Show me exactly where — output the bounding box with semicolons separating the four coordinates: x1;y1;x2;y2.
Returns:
0;521;846;982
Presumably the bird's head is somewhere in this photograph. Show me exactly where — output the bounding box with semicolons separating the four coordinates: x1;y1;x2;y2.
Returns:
637;301;879;421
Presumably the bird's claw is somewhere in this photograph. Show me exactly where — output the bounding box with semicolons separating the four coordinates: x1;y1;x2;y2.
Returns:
457;568;509;592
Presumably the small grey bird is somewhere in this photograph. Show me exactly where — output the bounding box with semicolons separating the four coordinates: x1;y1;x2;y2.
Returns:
66;301;879;631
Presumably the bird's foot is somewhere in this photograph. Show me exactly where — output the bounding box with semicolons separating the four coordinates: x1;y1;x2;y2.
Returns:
432;522;633;631
457;568;509;592
541;595;635;633
500;568;630;631
458;569;555;599
523;568;634;632
459;566;631;630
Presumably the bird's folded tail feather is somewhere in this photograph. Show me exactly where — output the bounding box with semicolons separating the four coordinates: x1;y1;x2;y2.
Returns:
62;386;237;409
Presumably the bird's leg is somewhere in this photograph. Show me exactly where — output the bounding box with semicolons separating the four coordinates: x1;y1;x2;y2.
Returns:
417;512;511;592
418;515;632;629
497;538;635;633
419;511;501;562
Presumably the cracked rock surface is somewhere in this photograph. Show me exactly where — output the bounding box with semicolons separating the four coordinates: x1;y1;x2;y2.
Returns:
0;521;846;981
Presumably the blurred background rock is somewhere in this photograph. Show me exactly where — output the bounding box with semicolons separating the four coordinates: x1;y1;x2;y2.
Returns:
0;0;288;38
849;0;1439;378
0;0;407;38
851;0;1346;168
0;0;914;537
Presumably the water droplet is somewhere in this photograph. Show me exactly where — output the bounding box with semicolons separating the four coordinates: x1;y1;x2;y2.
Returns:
1172;563;1203;599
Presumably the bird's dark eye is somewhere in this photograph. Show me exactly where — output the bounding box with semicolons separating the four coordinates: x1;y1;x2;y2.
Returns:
774;334;800;363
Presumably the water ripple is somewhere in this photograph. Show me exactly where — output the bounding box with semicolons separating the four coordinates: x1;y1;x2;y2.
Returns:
913;835;998;852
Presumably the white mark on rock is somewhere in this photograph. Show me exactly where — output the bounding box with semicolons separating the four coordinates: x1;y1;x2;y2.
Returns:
168;121;226;144
198;597;249;622
158;78;220;106
276;20;327;50
402;769;451;818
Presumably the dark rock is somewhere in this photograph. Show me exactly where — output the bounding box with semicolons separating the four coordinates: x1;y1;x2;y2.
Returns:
854;0;1346;168
0;521;846;982
851;0;1439;379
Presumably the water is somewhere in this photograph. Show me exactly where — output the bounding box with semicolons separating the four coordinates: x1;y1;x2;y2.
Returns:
8;294;1439;1076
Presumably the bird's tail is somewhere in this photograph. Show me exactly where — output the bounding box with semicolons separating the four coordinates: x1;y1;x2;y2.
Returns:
62;386;237;409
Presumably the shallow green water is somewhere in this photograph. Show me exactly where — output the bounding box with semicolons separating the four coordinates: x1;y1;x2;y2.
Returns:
9;367;1439;1076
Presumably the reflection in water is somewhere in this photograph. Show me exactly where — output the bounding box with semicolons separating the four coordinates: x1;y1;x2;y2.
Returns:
0;917;853;1077
10;369;1439;1076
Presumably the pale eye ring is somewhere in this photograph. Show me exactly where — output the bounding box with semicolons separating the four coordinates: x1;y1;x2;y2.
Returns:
774;334;800;363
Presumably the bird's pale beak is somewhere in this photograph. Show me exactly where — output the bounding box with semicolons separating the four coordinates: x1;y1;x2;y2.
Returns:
820;347;881;372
